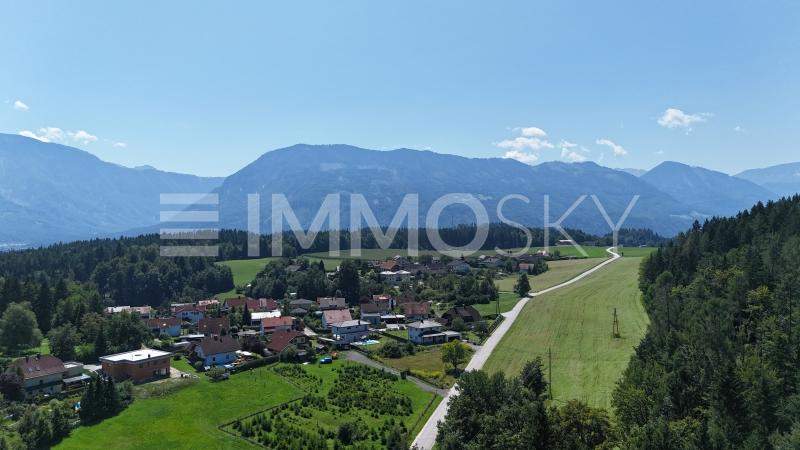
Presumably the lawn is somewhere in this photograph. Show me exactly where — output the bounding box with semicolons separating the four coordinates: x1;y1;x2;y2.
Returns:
56;364;304;449
222;361;440;447
215;257;278;298
473;292;520;317
619;246;659;257
377;346;472;388
496;258;606;293
483;257;649;410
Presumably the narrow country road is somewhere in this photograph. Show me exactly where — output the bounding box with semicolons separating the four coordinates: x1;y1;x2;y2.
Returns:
411;247;621;449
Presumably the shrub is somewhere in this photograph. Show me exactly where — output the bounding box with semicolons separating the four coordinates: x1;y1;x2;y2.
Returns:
206;366;228;381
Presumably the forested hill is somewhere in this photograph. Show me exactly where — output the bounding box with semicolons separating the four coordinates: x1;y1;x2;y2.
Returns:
614;195;800;448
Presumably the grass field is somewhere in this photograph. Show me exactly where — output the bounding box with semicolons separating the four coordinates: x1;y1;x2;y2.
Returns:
215;257;278;298
496;258;606;293
58;359;440;449
473;292;519;317
619;246;658;257
305;245;612;260
483;257;649;410
57;364;303;449
377;346;472;388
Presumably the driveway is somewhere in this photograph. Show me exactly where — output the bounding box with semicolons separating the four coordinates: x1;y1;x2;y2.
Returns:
411;247;621;449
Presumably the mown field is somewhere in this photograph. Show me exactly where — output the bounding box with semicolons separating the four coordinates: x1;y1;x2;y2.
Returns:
215;257;278;298
483;257;649;410
495;258;606;293
57;359;439;449
618;246;658;257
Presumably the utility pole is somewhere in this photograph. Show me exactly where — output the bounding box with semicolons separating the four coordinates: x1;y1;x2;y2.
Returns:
612;308;620;338
548;347;553;400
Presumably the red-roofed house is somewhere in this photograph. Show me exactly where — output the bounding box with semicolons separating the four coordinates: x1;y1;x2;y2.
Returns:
401;302;431;322
10;355;69;398
173;304;204;324
225;297;278;312
198;316;230;335
266;330;309;355
145;317;181;337
260;316;295;334
321;308;353;329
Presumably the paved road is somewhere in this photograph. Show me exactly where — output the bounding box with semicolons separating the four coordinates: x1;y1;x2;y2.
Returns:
345;351;448;396
411;247;621;449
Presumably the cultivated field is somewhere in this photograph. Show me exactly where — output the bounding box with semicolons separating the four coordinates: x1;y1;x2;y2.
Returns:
483;257;649;410
57;359;440;449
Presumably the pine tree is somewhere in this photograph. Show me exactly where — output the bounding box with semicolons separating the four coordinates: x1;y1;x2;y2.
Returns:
94;324;108;358
34;280;53;333
242;303;251;327
514;272;531;298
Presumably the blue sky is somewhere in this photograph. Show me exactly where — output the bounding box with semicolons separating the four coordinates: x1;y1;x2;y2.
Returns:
1;1;798;176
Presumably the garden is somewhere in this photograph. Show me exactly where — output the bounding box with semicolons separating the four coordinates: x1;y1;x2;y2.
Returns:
222;361;440;449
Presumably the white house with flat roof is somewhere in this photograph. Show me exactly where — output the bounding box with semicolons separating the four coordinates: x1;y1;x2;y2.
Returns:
330;320;370;345
408;320;461;345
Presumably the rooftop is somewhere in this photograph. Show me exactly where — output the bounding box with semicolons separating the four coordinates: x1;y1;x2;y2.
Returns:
408;320;442;329
100;348;171;363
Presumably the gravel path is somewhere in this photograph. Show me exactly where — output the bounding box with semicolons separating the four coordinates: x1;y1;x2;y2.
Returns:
411;247;621;449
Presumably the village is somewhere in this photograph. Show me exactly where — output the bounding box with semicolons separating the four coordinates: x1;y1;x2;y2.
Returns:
0;246;572;448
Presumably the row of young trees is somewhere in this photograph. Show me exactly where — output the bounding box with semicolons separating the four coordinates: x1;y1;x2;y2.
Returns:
614;196;800;448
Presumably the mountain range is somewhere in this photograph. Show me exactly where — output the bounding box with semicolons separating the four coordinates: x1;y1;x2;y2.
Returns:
1;133;797;247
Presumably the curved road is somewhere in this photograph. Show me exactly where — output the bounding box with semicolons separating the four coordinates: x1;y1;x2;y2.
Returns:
411;247;621;449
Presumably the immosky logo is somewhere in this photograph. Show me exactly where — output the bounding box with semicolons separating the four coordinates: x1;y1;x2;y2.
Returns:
159;193;640;257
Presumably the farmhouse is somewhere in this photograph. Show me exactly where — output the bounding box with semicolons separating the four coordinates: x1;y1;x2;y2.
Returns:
193;334;239;367
197;316;230;335
330;320;370;345
100;349;172;383
145;317;181;337
401;302;431;322
441;305;482;326
322;308;353;329
10;355;69;398
317;297;347;310
408;320;461;345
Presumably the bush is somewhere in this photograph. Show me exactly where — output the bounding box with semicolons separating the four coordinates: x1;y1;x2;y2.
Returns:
378;341;404;359
192;360;204;371
206;366;228;381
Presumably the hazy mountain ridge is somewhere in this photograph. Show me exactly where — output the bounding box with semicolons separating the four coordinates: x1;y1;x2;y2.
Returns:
736;162;800;198
640;161;777;218
1;134;795;246
0;134;223;245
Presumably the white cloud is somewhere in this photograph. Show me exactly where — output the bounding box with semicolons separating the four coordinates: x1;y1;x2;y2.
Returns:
733;125;746;133
19;127;65;143
596;138;627;156
13;100;29;111
654;150;665;155
518;126;547;138
495;136;554;151
561;150;587;162
19;130;47;142
68;130;98;144
657;108;711;130
503;150;539;165
113;142;127;148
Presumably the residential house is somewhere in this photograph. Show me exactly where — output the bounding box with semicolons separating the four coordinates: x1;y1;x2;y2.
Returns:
174;304;204;324
198;316;230;335
9;355;68;398
371;294;395;310
379;260;400;272
193;335;239;367
441;305;483;326
317;297;347;310
104;305;153;318
447;260;471;274
145;317;181;337
225;297;279;312
266;330;309;355
380;270;412;283
330;320;370;345
401;302;431;322
321;308;352;330
260;316;295;334
197;299;220;308
289;298;315;310
250;310;282;327
408;320;461;345
100;349;172;383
